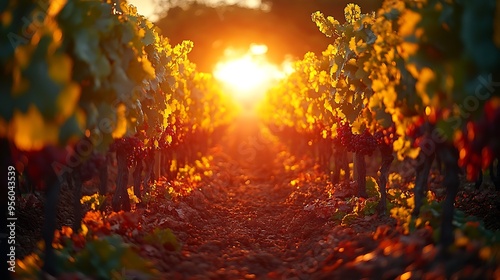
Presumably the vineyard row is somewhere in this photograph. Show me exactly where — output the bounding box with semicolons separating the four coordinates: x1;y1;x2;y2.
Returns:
260;0;500;253
1;0;236;275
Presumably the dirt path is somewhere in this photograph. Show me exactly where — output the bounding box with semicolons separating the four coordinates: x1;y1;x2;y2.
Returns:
140;115;328;278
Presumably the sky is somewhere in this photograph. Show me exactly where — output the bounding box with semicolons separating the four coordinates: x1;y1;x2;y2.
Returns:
128;0;157;20
128;0;261;22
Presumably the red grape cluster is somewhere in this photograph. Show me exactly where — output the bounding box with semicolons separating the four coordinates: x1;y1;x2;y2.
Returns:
11;146;69;190
336;121;377;155
353;129;377;156
111;137;145;168
455;100;500;180
336;121;353;151
374;125;398;147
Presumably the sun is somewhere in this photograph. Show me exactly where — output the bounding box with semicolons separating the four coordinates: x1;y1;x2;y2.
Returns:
214;56;269;93
213;44;289;103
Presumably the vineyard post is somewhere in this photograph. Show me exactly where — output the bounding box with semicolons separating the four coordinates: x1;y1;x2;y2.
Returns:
113;151;131;212
133;160;144;206
412;147;435;217
355;152;367;198
99;153;110;195
331;145;340;182
353;153;357;184
41;180;61;275
437;145;460;253
377;147;393;215
490;162;500;191
155;152;161;181
71;168;83;231
475;169;484;189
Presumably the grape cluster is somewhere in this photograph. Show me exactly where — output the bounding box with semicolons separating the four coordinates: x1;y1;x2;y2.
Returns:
13;146;69;189
455;101;500;180
111;137;145;168
335;120;378;155
353;129;377;156
337;121;354;151
374;125;397;147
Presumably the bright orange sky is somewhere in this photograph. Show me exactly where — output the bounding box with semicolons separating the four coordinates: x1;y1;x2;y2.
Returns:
128;0;261;21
